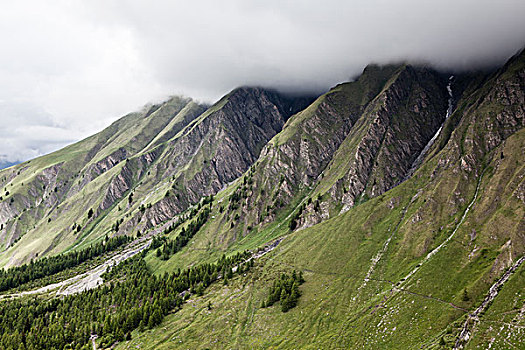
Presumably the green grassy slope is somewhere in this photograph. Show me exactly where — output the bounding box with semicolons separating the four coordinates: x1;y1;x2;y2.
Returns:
117;130;522;349
119;117;524;350
120;51;525;349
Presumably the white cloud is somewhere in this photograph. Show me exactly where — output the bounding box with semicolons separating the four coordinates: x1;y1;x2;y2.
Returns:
0;0;524;162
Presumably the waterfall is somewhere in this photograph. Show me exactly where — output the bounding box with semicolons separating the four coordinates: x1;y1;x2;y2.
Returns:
404;75;454;180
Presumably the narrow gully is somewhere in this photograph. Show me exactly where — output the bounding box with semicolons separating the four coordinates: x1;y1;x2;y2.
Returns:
404;75;455;181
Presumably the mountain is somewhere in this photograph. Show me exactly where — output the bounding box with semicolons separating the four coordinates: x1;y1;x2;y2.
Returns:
0;90;313;267
0;48;523;350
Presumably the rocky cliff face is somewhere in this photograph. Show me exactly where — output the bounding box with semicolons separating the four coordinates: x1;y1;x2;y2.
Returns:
0;88;313;266
329;66;449;212
116;87;314;235
218;66;405;230
166;87;312;201
217;64;451;234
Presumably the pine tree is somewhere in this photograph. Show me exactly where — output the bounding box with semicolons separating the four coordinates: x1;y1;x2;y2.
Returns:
280;289;287;303
298;271;305;284
462;288;470;301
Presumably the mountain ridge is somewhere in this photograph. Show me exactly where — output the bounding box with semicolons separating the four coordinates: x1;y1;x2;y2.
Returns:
0;50;523;349
0;87;314;267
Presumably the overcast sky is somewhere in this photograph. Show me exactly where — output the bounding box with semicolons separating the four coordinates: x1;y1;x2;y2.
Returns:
1;0;524;164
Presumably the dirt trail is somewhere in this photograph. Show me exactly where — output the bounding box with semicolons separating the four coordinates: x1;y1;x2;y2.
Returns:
58;238;151;295
232;237;285;273
0;238;151;299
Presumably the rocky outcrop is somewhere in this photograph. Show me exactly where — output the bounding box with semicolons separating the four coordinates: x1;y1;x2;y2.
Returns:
120;87;314;232
81;148;128;187
223;66;404;232
334;66;449;211
100;162;134;212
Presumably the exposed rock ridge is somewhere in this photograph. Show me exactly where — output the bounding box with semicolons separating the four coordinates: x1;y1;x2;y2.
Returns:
121;88;315;231
335;66;449;211
217;65;403;232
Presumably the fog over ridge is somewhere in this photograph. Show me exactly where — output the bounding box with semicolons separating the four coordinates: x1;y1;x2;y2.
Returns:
1;0;524;163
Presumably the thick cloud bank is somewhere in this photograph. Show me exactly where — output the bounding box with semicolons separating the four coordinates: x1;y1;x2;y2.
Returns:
1;0;524;162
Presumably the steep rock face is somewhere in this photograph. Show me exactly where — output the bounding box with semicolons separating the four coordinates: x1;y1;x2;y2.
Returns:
218;65;403;233
121;87;315;232
83;148;128;187
218;64;450;235
100;162;134;212
0;88;313;265
330;66;449;211
425;50;525;183
175;88;312;199
470;59;525;157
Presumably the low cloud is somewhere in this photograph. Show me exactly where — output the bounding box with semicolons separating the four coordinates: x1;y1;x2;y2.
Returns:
1;0;524;162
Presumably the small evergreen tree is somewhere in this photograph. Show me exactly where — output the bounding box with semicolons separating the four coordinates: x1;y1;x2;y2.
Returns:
462;288;470;301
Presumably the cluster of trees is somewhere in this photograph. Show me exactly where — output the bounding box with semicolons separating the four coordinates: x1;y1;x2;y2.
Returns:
0;247;251;349
262;270;304;312
0;235;131;292
112;217;125;232
155;205;211;260
228;173;253;212
228;189;243;211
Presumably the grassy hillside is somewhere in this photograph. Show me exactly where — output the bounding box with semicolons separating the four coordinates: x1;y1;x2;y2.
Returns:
115;51;525;349
117;115;524;350
0;49;522;349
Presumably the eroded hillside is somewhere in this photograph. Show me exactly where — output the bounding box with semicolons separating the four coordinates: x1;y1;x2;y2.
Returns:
0;48;523;350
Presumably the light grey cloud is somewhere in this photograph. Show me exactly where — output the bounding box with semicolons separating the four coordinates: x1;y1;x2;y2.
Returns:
0;101;82;162
0;0;524;163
